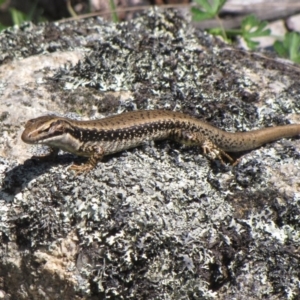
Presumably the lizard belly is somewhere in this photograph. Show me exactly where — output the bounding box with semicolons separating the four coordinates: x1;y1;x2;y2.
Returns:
98;129;170;155
44;133;84;156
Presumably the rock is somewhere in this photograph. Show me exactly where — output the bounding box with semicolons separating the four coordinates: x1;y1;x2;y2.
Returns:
287;13;300;31
0;9;300;300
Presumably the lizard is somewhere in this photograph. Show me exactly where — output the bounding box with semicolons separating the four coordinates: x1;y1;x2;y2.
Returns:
21;110;300;174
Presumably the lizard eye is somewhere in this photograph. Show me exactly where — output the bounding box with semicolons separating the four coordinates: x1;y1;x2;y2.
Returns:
38;127;52;134
25;119;38;128
52;120;62;126
49;120;65;133
36;120;64;134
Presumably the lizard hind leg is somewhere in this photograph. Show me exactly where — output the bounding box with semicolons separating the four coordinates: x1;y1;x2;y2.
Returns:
179;130;234;164
201;139;234;164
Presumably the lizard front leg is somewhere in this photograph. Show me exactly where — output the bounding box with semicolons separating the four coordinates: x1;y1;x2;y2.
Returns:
69;145;105;175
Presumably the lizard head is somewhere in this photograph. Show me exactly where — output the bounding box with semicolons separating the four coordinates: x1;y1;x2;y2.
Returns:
21;115;70;144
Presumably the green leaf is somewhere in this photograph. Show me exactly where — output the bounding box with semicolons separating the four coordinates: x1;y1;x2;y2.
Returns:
208;27;232;43
246;40;259;50
27;0;39;21
109;0;119;23
194;0;213;13
241;15;271;49
10;8;28;25
191;7;212;21
274;32;300;63
211;0;226;14
192;0;226;21
208;27;224;35
288;32;300;61
0;23;7;31
273;41;286;57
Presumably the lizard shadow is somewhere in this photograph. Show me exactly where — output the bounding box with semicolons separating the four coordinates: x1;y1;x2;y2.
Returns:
1;146;249;199
1;154;88;198
1;152;123;199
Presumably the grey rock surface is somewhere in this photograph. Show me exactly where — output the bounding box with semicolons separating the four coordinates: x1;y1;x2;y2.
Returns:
287;13;300;32
0;9;300;300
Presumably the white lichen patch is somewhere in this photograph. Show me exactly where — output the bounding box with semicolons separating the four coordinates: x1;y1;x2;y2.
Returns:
1;8;300;300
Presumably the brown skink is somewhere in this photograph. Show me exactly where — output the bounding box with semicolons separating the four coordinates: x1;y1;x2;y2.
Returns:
21;110;300;173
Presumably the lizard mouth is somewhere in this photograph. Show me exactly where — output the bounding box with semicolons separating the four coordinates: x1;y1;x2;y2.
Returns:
21;129;46;144
22;127;60;144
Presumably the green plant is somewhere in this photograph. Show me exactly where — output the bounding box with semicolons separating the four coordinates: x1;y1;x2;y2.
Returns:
192;0;226;21
192;1;271;49
274;32;300;63
192;0;271;49
109;0;119;23
0;23;6;31
192;0;227;41
193;0;300;63
239;15;271;49
0;0;45;32
220;15;271;50
9;8;30;25
0;0;6;30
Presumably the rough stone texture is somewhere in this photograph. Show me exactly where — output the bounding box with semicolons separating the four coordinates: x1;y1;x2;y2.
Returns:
287;13;300;32
0;9;300;300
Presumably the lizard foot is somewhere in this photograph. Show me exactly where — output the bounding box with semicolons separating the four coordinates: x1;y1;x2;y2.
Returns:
68;163;94;175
